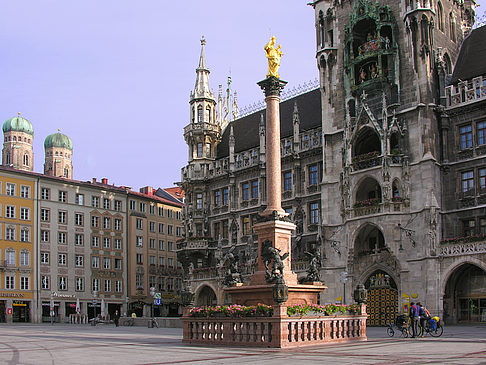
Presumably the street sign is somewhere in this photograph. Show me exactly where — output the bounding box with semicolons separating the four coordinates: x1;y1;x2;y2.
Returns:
154;293;161;299
154;299;161;305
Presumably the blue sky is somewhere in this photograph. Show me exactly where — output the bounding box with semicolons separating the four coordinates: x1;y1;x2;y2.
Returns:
1;1;485;190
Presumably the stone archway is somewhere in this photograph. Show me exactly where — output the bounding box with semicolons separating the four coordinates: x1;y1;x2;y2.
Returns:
443;263;486;324
195;285;217;306
363;270;398;326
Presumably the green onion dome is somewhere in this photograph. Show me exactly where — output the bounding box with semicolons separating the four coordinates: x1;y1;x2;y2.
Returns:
2;115;34;135
44;131;73;151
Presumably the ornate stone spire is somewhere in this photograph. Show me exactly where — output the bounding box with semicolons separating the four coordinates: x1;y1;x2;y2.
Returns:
192;36;215;102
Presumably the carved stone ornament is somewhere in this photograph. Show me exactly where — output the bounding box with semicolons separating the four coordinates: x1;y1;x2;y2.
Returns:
257;76;288;98
261;239;289;284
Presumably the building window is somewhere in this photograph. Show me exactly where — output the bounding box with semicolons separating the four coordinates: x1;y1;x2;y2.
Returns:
103;217;111;229
309;164;319;185
20;276;29;290
103;258;111;269
168;242;174;251
168;258;174;268
168;225;173;235
129;200;136;210
92;236;100;248
20;185;30;198
251;180;259;200
41;188;50;200
149;221;156;232
41;208;50;222
158;223;164;233
309;202;319;224
41;276;50;290
6;183;15;196
168;209;174;218
114;239;121;250
136;236;143;247
92;196;100;208
149;275;156;288
103;237;111;248
58;232;67;245
176;227;182;236
242;216;250;235
478;121;486;146
149;239;156;249
223;187;229;205
284;171;292;192
75;213;83;226
20;229;29;242
480;168;486;193
75;234;84;246
58;191;67;203
214;190;221;206
158;207;164;216
6;206;15;219
6;227;15;241
92;279;100;292
136;254;143;264
75;255;84;267
460;125;473;150
115;280;122;293
58;253;67;266
242;182;249;201
19;250;29;266
41;252;49;264
149;205;155;215
135;274;143;288
139;202;146;213
149;256;156;266
158;240;165;250
136;218;143;230
114;219;121;230
463;219;475;237
114;258;122;270
114;200;122;211
197;142;203;157
103;198;110;210
41;230;50;242
92;256;100;268
20;207;29;220
5;275;15;289
76;277;84;291
159;257;165;266
461;171;474;194
91;215;99;228
58;211;67;224
196;193;203;209
167;278;174;291
75;194;84;205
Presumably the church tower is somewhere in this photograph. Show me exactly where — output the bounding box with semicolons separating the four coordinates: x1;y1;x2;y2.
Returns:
2;113;34;172
182;37;221;239
44;130;73;179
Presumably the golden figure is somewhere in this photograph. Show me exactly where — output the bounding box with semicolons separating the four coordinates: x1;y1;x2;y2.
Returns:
264;36;283;78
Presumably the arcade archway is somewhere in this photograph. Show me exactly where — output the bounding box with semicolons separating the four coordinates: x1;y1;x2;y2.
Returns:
365;270;398;326
196;285;217;306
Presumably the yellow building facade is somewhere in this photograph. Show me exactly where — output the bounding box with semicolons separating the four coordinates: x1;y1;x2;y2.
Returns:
0;170;36;322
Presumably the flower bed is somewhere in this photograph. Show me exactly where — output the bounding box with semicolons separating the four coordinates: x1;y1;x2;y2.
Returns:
188;303;360;318
352;151;380;164
440;233;486;245
353;198;380;209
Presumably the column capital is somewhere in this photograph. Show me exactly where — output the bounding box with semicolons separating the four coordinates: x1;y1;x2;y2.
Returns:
257;76;288;98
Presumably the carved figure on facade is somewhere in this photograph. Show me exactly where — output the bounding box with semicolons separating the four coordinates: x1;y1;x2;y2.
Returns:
261;239;289;284
264;36;283;78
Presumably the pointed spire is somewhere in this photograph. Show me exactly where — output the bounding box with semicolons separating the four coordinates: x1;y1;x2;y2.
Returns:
229;124;235;146
293;101;300;124
198;36;207;70
192;36;215;102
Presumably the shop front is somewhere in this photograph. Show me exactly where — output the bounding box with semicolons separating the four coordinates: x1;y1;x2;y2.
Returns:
0;292;33;323
12;301;30;322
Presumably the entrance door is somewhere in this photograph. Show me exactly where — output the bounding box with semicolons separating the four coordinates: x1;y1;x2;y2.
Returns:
365;271;398;326
0;301;5;323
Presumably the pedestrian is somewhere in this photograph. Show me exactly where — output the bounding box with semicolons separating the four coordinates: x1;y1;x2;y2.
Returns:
114;310;120;327
418;303;430;336
409;302;419;338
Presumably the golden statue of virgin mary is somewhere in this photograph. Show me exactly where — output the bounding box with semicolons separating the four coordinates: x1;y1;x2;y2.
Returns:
264;36;283;78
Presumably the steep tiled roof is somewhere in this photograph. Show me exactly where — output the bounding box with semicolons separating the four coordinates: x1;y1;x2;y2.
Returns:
216;88;321;158
451;25;486;83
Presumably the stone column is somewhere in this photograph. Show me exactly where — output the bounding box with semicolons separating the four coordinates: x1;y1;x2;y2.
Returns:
257;76;288;217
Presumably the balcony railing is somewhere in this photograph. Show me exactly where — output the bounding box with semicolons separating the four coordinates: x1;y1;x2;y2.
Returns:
446;76;486;108
439;239;486;257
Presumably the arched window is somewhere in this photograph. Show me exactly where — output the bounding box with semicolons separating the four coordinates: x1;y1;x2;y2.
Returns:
5;153;10;165
13;136;16;141
392;180;401;201
437;2;444;31
444;52;452;74
191;107;195;123
355;177;382;206
20;250;30;266
449;13;456;42
23;154;29;166
205;106;211;123
197;106;203;123
64;168;69;177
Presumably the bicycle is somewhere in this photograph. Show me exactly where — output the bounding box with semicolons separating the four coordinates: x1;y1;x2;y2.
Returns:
419;316;443;337
386;314;409;338
149;317;159;328
123;317;134;326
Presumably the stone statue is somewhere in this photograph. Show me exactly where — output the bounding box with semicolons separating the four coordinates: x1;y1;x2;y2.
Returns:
301;245;322;283
222;245;242;286
264;36;283;78
261;239;289;284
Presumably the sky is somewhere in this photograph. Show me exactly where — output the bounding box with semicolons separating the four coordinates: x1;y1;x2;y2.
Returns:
1;1;485;191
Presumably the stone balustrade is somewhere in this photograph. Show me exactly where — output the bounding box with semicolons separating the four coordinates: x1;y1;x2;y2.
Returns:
439;241;486;257
446;76;486;108
182;305;367;348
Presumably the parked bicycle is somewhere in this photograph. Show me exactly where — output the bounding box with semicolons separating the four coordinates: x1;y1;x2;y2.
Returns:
148;317;159;328
386;314;409;337
419;316;443;337
123;317;134;326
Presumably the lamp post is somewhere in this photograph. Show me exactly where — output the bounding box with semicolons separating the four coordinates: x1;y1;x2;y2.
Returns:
125;296;129;317
49;292;54;325
149;287;156;319
340;271;349;305
92;290;98;325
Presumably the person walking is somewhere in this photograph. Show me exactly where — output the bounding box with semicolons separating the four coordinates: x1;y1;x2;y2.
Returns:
409;302;419;338
113;310;120;327
418;303;430;336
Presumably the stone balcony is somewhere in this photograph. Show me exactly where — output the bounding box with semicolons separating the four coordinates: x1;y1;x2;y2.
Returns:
446;76;486;109
183;122;221;137
439;238;486;257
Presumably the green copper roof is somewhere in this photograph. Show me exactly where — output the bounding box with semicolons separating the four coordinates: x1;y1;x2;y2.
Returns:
44;132;73;150
2;116;34;135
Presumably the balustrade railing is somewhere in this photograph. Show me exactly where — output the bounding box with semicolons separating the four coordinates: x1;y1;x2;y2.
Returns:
182;305;367;348
446;76;486;108
439;240;486;257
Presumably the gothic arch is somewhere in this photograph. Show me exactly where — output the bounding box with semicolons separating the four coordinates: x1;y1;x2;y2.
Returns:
352;126;382;157
354;176;382;203
194;283;218;306
356;265;399;291
440;258;486;296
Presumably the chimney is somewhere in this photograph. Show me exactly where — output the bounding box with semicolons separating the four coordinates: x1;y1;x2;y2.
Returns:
101;178;108;185
92;178;97;183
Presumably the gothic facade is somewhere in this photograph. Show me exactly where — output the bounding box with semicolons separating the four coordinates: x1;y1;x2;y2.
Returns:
178;0;486;325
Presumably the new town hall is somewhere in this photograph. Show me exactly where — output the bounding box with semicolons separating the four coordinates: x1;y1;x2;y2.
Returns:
178;0;486;325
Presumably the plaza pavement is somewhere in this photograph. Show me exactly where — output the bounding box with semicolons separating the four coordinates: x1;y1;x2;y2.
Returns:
0;323;485;364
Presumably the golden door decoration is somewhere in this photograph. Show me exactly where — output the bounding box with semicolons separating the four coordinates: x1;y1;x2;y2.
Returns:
366;273;398;326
